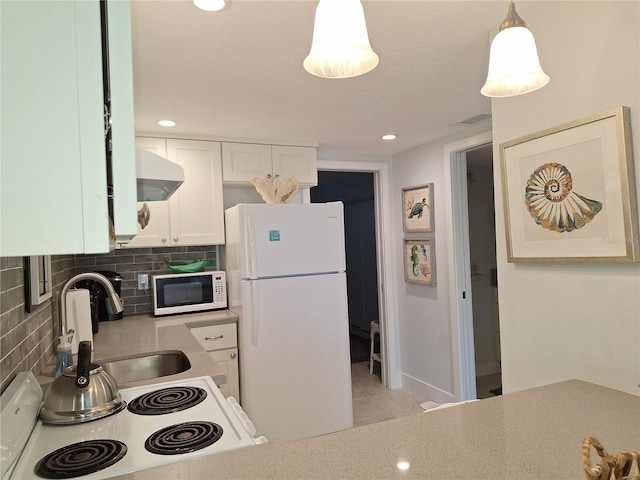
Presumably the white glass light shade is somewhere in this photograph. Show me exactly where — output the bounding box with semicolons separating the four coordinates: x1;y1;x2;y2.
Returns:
303;0;379;79
481;26;550;97
193;0;227;12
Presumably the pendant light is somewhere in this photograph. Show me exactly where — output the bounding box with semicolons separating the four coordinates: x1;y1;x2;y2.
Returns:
193;0;228;12
303;0;379;79
481;2;550;97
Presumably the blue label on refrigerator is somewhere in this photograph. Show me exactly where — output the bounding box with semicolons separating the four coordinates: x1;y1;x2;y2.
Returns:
269;230;280;241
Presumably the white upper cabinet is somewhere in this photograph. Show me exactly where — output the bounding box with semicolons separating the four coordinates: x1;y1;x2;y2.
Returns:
107;0;138;245
123;138;225;248
222;143;317;187
0;0;137;256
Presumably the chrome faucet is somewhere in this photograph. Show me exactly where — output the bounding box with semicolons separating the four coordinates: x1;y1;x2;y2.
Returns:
59;272;124;336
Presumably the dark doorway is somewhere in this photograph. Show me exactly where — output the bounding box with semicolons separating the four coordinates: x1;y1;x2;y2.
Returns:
465;145;502;398
310;171;380;364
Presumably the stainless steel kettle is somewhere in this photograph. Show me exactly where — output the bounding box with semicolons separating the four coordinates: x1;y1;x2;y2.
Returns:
40;341;126;424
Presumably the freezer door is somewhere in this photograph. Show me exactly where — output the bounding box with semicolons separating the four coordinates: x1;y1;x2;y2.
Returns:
238;273;353;443
226;202;346;279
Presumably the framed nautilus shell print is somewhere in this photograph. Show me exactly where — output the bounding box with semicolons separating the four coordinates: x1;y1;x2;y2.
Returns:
500;106;639;263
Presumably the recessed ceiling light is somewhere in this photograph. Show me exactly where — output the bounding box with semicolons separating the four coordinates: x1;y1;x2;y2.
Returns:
382;134;397;141
158;120;177;127
193;0;229;12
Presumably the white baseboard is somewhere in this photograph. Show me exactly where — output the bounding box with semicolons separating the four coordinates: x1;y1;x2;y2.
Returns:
475;361;501;377
401;372;456;405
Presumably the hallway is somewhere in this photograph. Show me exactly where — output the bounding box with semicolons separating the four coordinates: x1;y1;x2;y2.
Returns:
351;362;425;427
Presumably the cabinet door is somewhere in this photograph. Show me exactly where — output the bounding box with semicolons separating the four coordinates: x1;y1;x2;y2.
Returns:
208;348;239;399
272;145;318;187
221;143;272;184
122;138;171;248
168;139;225;245
108;0;138;244
1;1;108;256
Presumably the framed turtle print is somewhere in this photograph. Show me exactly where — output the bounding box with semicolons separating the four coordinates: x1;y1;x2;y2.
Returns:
402;184;433;232
403;238;434;285
501;106;639;263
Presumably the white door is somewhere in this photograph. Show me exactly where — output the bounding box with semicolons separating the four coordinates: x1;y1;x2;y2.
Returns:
238;273;353;443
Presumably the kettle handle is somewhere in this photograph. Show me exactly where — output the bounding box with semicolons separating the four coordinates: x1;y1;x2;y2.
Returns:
75;341;92;388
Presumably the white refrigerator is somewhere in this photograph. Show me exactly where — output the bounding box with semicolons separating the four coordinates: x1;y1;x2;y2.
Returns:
224;202;353;443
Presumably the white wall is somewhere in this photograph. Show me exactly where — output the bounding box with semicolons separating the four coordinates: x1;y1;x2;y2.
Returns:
491;1;640;395
391;1;639;400
392;124;488;402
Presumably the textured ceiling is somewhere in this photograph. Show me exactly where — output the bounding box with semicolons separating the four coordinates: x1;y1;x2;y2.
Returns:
130;1;519;156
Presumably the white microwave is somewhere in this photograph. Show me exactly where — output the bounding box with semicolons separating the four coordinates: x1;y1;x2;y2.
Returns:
152;271;227;316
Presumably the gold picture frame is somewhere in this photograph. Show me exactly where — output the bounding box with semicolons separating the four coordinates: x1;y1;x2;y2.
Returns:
402;184;433;233
403;238;435;285
501;106;638;263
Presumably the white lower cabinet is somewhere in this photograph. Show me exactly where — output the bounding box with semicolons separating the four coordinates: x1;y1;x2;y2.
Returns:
190;323;240;399
122;137;225;247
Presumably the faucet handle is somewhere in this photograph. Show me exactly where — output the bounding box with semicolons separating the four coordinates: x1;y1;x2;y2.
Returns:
64;329;75;343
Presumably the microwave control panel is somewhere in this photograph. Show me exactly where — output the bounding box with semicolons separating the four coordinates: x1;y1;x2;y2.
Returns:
213;274;226;303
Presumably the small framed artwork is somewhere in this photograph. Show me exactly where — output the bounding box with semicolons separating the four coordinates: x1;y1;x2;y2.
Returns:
501;106;639;263
24;255;53;312
403;238;435;285
402;184;433;233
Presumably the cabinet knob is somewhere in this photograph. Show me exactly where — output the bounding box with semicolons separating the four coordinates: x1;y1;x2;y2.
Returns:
266;174;272;179
173;236;179;242
161;237;167;243
230;352;236;359
205;334;224;341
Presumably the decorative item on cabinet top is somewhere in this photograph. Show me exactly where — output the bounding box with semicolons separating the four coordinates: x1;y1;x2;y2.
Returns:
250;176;299;203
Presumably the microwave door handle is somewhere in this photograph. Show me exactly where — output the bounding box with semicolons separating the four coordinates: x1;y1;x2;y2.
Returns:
246;214;257;280
250;281;259;347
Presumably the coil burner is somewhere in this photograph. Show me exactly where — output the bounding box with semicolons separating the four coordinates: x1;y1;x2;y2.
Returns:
127;386;207;415
144;421;223;455
35;440;127;479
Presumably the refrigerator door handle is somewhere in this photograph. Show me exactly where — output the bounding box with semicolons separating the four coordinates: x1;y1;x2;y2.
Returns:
246;213;257;280
250;281;259;346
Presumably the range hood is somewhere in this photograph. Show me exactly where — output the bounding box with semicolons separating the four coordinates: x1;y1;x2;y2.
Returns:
135;147;185;201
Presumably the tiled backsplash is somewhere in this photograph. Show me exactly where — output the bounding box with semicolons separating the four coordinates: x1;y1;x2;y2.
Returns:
75;245;220;316
0;255;75;393
0;245;219;393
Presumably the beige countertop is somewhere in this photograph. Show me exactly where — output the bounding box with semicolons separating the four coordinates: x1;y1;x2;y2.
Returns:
43;313;639;479
39;310;238;389
113;379;639;480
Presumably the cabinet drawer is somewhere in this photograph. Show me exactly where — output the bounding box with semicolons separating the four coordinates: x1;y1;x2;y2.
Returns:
191;323;237;351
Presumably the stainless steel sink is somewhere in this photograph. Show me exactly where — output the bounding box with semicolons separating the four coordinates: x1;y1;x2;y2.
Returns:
98;350;191;384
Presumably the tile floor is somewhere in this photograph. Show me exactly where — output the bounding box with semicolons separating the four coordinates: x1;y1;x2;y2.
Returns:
350;363;503;427
351;361;426;427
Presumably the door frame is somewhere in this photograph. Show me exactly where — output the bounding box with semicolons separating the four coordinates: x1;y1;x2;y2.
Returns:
443;131;493;401
303;160;397;388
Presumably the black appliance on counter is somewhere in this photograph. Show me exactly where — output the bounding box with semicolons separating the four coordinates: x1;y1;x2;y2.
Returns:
74;271;123;333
